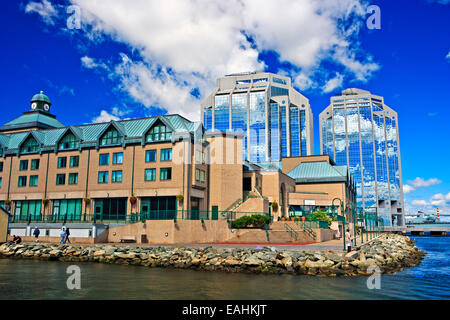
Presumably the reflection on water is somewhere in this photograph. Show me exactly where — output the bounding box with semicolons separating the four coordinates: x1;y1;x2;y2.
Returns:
0;237;449;300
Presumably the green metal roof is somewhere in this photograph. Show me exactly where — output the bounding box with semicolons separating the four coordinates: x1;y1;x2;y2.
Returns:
0;114;199;154
0;112;65;132
31;91;51;104
287;161;350;183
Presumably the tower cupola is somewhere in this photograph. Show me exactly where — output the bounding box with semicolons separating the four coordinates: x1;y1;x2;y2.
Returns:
30;90;52;113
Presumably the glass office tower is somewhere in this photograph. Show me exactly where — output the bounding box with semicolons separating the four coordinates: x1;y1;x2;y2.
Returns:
319;88;404;227
201;72;314;163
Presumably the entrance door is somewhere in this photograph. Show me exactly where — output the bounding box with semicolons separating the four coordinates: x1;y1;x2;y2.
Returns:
94;200;103;221
191;197;200;220
243;177;252;192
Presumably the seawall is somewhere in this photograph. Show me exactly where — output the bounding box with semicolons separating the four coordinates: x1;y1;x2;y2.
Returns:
0;234;425;276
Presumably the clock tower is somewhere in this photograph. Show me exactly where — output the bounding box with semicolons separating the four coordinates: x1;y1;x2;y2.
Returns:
30;90;52;113
0;91;64;133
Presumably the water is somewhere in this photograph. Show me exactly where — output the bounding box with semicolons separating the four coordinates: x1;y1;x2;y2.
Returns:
0;236;449;300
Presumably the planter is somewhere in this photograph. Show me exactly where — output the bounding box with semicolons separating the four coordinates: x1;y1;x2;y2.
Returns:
42;199;49;207
129;196;137;205
83;197;91;205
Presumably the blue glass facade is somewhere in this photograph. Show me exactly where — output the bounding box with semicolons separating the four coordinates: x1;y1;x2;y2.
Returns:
214;95;229;131
289;107;300;157
270;103;280;161
203;107;212;131
359;106;376;210
300;110;307;156
249;92;266;162
320;92;403;225
280;105;287;158
346;107;363;207
231;93;248;160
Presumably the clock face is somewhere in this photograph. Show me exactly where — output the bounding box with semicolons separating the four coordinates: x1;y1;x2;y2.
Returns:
31;103;37;110
44;104;50;111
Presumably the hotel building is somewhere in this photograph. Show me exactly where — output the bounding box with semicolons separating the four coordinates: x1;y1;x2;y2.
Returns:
201;72;314;163
319;88;404;226
0;91;354;228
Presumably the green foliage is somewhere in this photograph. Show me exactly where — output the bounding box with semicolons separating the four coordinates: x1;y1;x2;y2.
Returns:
231;215;271;229
306;210;332;227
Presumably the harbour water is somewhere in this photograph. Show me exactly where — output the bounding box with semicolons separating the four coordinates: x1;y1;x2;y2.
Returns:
0;236;449;300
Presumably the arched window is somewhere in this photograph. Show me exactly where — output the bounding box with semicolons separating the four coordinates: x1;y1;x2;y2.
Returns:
21;137;40;154
59;133;79;150
100;128;122;146
146;123;172;142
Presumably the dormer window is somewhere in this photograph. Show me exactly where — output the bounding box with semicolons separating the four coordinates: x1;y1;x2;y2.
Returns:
100;127;122;146
146;123;172;142
59;133;79;150
21;137;40;154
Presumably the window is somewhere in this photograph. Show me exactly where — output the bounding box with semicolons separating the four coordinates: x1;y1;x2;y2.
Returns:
99;154;109;166
0;177;2;188
52;199;82;220
29;175;38;187
20;160;28;171
146;123;172;142
100;128;122;146
200;170;205;183
112;170;122;183
98;171;109;183
113;152;123;165
145;168;156;181
57;157;67;168
21;137;40;154
145;150;157;162
70;156;79;168
160;168;172;181
59;133;79;150
31;159;40;170
196;168;200;181
69;173;78;185
56;174;66;185
160;148;172;161
196;169;205;183
0;162;3;172
18;176;27;187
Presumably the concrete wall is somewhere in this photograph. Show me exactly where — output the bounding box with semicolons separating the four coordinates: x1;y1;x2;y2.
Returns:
106;220;234;244
0;211;8;242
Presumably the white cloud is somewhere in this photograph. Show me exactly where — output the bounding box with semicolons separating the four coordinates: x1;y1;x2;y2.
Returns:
25;0;58;25
403;185;415;194
29;0;381;119
81;56;109;71
92;110;120;123
446;51;450;61
407;177;442;188
321;73;344;93
411;200;429;206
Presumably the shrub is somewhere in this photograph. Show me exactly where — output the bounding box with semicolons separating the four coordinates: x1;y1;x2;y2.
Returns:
307;210;332;228
231;214;271;229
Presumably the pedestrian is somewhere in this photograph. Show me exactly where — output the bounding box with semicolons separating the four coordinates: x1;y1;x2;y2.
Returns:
65;227;71;244
345;228;352;253
33;226;40;242
60;227;66;244
12;235;22;244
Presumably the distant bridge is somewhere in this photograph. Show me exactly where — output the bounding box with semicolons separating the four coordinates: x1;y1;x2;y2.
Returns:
403;225;450;236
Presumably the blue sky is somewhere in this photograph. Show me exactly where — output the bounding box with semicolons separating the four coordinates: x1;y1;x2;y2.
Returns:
1;0;449;214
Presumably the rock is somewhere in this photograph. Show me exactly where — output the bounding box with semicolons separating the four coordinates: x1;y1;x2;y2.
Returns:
93;250;105;257
345;251;359;260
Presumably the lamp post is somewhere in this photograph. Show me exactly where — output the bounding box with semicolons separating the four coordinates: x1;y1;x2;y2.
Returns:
332;198;346;251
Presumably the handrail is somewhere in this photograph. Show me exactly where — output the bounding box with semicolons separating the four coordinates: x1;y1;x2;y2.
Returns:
264;224;270;242
284;223;298;241
294;220;317;240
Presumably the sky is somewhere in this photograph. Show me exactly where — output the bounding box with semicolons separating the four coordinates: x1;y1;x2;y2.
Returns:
0;0;449;215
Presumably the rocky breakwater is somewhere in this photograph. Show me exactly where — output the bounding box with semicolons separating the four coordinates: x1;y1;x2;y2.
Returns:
0;234;425;276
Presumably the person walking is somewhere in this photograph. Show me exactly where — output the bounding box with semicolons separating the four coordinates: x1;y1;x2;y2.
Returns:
33;227;40;242
345;228;352;253
60;227;66;244
65;227;71;244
